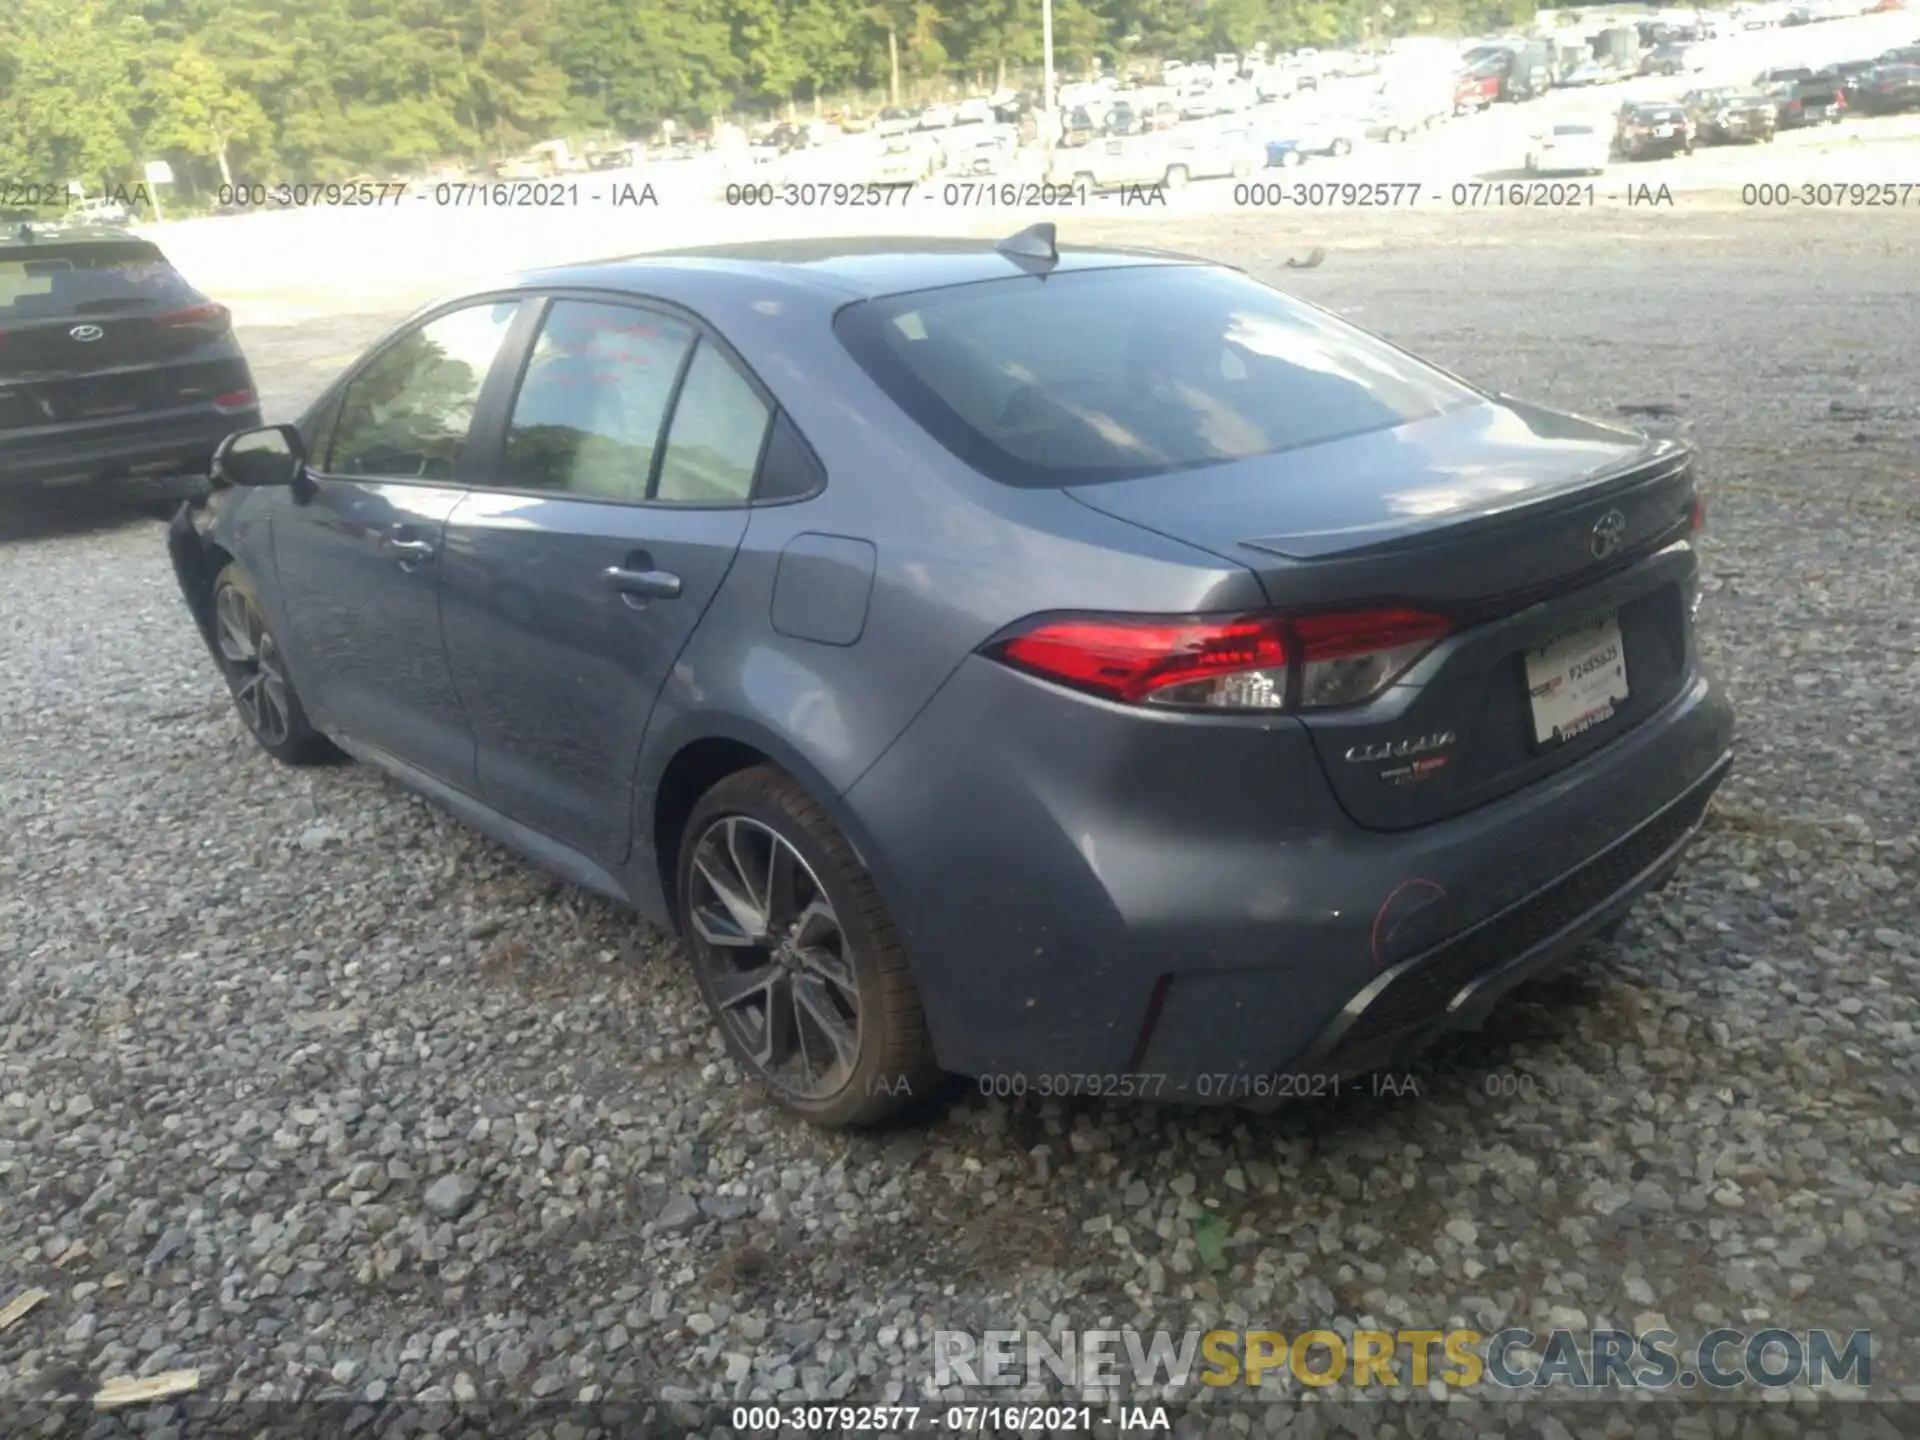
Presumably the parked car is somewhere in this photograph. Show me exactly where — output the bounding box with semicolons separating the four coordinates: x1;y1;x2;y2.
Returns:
1817;58;1885;102
874;107;916;138
0;223;262;494
1683;88;1780;142
1056;129;1265;189
1761;72;1848;126
1362;85;1453;140
1641;44;1701;75
1853;61;1920;110
1525;121;1612;173
1265;113;1363;164
1102;100;1148;136
1455;67;1504;111
1614;101;1696;158
167;234;1732;1127
873;133;944;184
1559;60;1615;86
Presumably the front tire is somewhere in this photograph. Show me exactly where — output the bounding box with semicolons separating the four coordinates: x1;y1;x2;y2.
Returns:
210;565;338;765
677;766;941;1128
1163;164;1190;189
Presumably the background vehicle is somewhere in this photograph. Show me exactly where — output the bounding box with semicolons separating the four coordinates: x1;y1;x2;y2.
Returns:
1761;70;1848;125
873;133;944;183
1853;61;1920;110
874;107;915;138
167;237;1731;1129
1363;79;1454;140
1455;66;1504;111
1816;58;1884;102
1526;121;1611;173
1265;113;1362;165
1641;43;1701;75
1614;101;1696;157
1683;87;1780;141
1058;128;1263;189
0;224;261;494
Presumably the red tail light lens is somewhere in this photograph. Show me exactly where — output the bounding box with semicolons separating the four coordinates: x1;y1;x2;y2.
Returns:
1690;496;1706;532
988;607;1452;712
995;615;1291;709
159;303;231;331
213;388;255;410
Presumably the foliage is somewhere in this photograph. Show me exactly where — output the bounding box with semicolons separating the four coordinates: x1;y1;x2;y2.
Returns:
0;0;1536;198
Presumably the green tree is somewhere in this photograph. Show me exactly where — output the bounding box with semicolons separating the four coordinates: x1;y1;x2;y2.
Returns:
145;41;270;189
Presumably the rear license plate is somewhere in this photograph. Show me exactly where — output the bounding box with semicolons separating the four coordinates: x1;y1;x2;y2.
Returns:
1525;614;1629;745
1654;124;1676;135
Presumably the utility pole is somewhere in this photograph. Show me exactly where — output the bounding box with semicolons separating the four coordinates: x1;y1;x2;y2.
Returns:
1041;0;1056;174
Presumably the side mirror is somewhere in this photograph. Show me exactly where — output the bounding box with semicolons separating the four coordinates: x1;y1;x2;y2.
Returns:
212;423;307;489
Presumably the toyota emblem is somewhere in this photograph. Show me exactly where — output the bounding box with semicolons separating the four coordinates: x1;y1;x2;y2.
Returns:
1590;509;1628;560
69;324;105;343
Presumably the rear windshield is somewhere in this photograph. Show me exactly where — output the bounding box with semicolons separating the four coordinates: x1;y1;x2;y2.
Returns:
833;264;1479;487
0;241;196;322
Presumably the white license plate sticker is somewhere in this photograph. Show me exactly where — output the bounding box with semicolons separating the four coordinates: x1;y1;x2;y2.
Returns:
1525;615;1630;745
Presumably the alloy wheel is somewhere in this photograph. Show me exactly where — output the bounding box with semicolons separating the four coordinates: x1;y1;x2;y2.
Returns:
214;585;292;747
686;815;861;1100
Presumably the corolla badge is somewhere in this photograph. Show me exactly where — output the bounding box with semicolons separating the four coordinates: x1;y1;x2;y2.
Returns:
69;324;105;342
1590;508;1628;559
1343;731;1455;764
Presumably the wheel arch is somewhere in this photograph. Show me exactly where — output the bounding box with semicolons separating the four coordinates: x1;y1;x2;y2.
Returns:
165;508;235;662
641;714;890;935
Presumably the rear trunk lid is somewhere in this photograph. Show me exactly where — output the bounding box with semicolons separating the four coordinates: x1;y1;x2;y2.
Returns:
1066;397;1703;829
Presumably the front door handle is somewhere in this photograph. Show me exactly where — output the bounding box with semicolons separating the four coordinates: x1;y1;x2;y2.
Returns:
389;537;436;567
604;564;683;603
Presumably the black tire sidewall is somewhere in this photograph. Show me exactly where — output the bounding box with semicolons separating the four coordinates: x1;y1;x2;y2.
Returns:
676;772;905;1125
211;565;329;764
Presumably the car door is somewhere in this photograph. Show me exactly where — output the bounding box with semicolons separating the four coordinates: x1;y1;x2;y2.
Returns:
437;294;771;865
271;297;526;789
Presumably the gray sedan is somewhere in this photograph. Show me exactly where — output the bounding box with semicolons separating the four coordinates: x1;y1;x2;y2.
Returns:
168;230;1734;1127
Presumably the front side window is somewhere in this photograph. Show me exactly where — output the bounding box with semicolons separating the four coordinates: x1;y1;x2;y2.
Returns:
834;264;1479;487
500;300;695;501
329;300;520;479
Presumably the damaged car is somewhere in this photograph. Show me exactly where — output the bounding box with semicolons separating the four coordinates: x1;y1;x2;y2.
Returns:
168;231;1734;1128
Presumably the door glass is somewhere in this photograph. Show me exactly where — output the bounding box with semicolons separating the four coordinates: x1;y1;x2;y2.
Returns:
655;341;772;504
329;300;519;480
502;301;695;501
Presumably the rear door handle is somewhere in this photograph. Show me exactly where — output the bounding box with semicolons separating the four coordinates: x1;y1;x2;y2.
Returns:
604;564;683;602
388;537;436;570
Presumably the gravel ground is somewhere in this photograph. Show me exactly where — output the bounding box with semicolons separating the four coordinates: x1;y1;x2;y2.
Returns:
2;206;1917;1438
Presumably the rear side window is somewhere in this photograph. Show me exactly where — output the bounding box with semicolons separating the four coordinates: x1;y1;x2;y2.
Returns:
0;242;198;322
500;300;696;501
655;341;772;503
834;264;1478;487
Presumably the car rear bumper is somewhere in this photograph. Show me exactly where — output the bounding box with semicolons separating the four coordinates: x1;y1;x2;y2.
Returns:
844;653;1734;1093
0;404;261;489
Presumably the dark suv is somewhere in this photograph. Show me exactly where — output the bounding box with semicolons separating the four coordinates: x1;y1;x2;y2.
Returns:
0;221;261;494
1613;102;1696;159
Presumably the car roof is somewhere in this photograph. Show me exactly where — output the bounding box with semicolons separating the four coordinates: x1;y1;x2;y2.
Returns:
2;220;158;252
512;236;1207;301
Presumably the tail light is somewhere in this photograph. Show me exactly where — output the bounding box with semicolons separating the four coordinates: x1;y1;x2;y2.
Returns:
986;607;1453;713
1691;496;1707;532
158;303;231;332
213;388;255;410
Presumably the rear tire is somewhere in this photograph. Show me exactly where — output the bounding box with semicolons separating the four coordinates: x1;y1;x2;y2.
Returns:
1330;137;1353;156
1163;164;1190;188
676;765;942;1128
210;564;339;765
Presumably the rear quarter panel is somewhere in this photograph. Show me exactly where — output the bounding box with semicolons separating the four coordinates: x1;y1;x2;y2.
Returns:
629;268;1266;893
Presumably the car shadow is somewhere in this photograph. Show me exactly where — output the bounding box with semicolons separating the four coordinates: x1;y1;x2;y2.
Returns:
0;478;205;545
